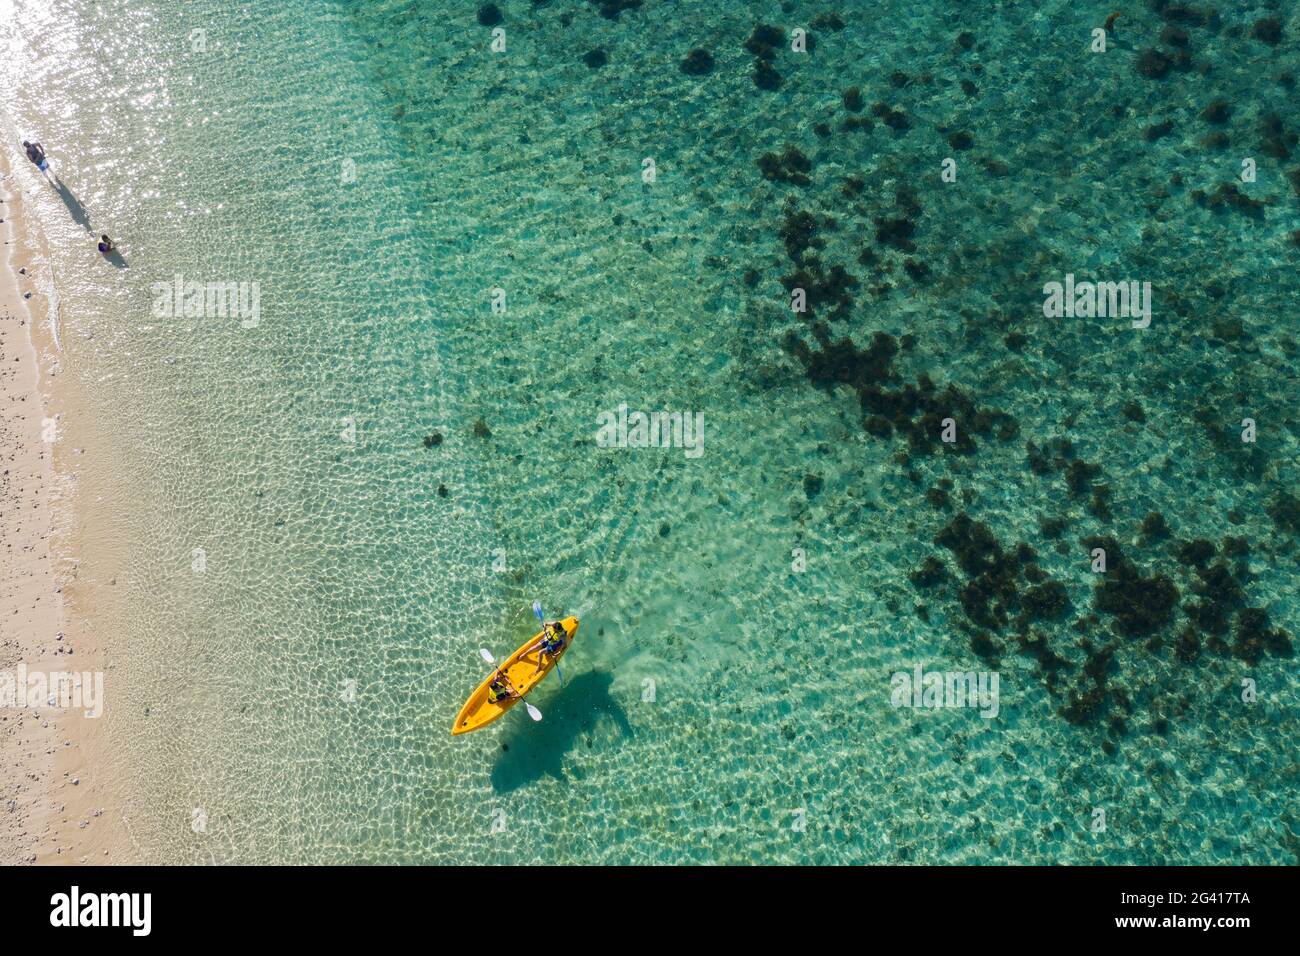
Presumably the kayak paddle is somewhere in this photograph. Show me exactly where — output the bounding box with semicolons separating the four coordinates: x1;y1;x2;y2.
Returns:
477;647;542;721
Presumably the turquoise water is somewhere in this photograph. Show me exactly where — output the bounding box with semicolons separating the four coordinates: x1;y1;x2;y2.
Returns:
2;0;1297;863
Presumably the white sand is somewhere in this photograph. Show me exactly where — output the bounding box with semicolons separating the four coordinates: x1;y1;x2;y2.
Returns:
0;145;133;865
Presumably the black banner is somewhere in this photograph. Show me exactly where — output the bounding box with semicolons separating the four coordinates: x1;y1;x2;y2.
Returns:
0;866;1287;940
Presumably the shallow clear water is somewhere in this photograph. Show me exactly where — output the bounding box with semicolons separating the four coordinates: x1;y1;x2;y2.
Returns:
3;0;1297;864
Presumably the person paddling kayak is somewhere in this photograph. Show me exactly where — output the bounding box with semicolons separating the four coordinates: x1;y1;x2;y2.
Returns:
486;669;519;705
526;621;567;675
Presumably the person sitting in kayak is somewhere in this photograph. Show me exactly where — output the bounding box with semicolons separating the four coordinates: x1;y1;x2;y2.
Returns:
526;622;567;675
486;670;518;705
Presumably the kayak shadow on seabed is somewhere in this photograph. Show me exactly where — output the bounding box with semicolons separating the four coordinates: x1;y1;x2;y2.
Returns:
489;669;631;793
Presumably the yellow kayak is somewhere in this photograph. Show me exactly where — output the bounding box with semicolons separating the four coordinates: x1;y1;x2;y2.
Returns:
451;617;579;736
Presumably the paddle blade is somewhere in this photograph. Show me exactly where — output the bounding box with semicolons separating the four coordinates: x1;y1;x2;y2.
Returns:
524;701;542;721
478;648;496;665
532;600;544;623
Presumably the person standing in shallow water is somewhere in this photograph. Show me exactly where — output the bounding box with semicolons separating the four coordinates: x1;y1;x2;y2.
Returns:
97;234;114;255
22;140;48;172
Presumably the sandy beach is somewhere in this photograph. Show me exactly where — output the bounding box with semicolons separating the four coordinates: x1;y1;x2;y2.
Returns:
0;144;128;865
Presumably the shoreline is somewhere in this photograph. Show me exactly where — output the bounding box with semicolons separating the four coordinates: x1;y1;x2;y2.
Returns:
0;144;130;864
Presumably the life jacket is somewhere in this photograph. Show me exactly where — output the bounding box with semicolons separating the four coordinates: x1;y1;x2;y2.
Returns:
487;679;511;704
541;624;565;654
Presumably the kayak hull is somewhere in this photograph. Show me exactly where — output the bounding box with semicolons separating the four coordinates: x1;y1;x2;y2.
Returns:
450;617;578;736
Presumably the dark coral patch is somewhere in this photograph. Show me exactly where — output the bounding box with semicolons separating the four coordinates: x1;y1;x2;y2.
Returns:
971;631;1001;664
1090;550;1180;638
1175;538;1215;567
784;326;897;393
589;0;642;21
1194;183;1266;219
925;484;952;510
1184;561;1243;636
1145;119;1175;142
1155;3;1217;29
871;102;910;131
935;512;1002;578
1058;638;1125;726
1065;459;1101;497
1136;48;1174;78
1221;536;1249;558
1161;24;1189;46
758;146;813;187
1139;512;1169;541
1193;130;1227;155
780;325;1013;460
903;259;930;282
781;261;858;320
1016;629;1071;674
744;24;786;60
847;368;1014;458
1251;17;1283;46
1174;626;1201;663
864;414;892;437
777;205;826;262
933;518;1026;632
681;49;714;75
1199;99;1230;124
1025;441;1054;476
1089;484;1112;519
1059;677;1110;726
1040;515;1069;539
910;555;947;588
874;216;916;251
1233;608;1293;664
1266;491;1300;535
1260;113;1297;160
753;59;783;91
1022;581;1071;622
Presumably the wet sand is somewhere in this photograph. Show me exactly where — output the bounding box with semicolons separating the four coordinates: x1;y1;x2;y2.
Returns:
0;145;130;864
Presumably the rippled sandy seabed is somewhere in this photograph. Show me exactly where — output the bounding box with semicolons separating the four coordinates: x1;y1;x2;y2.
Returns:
1;0;1296;864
